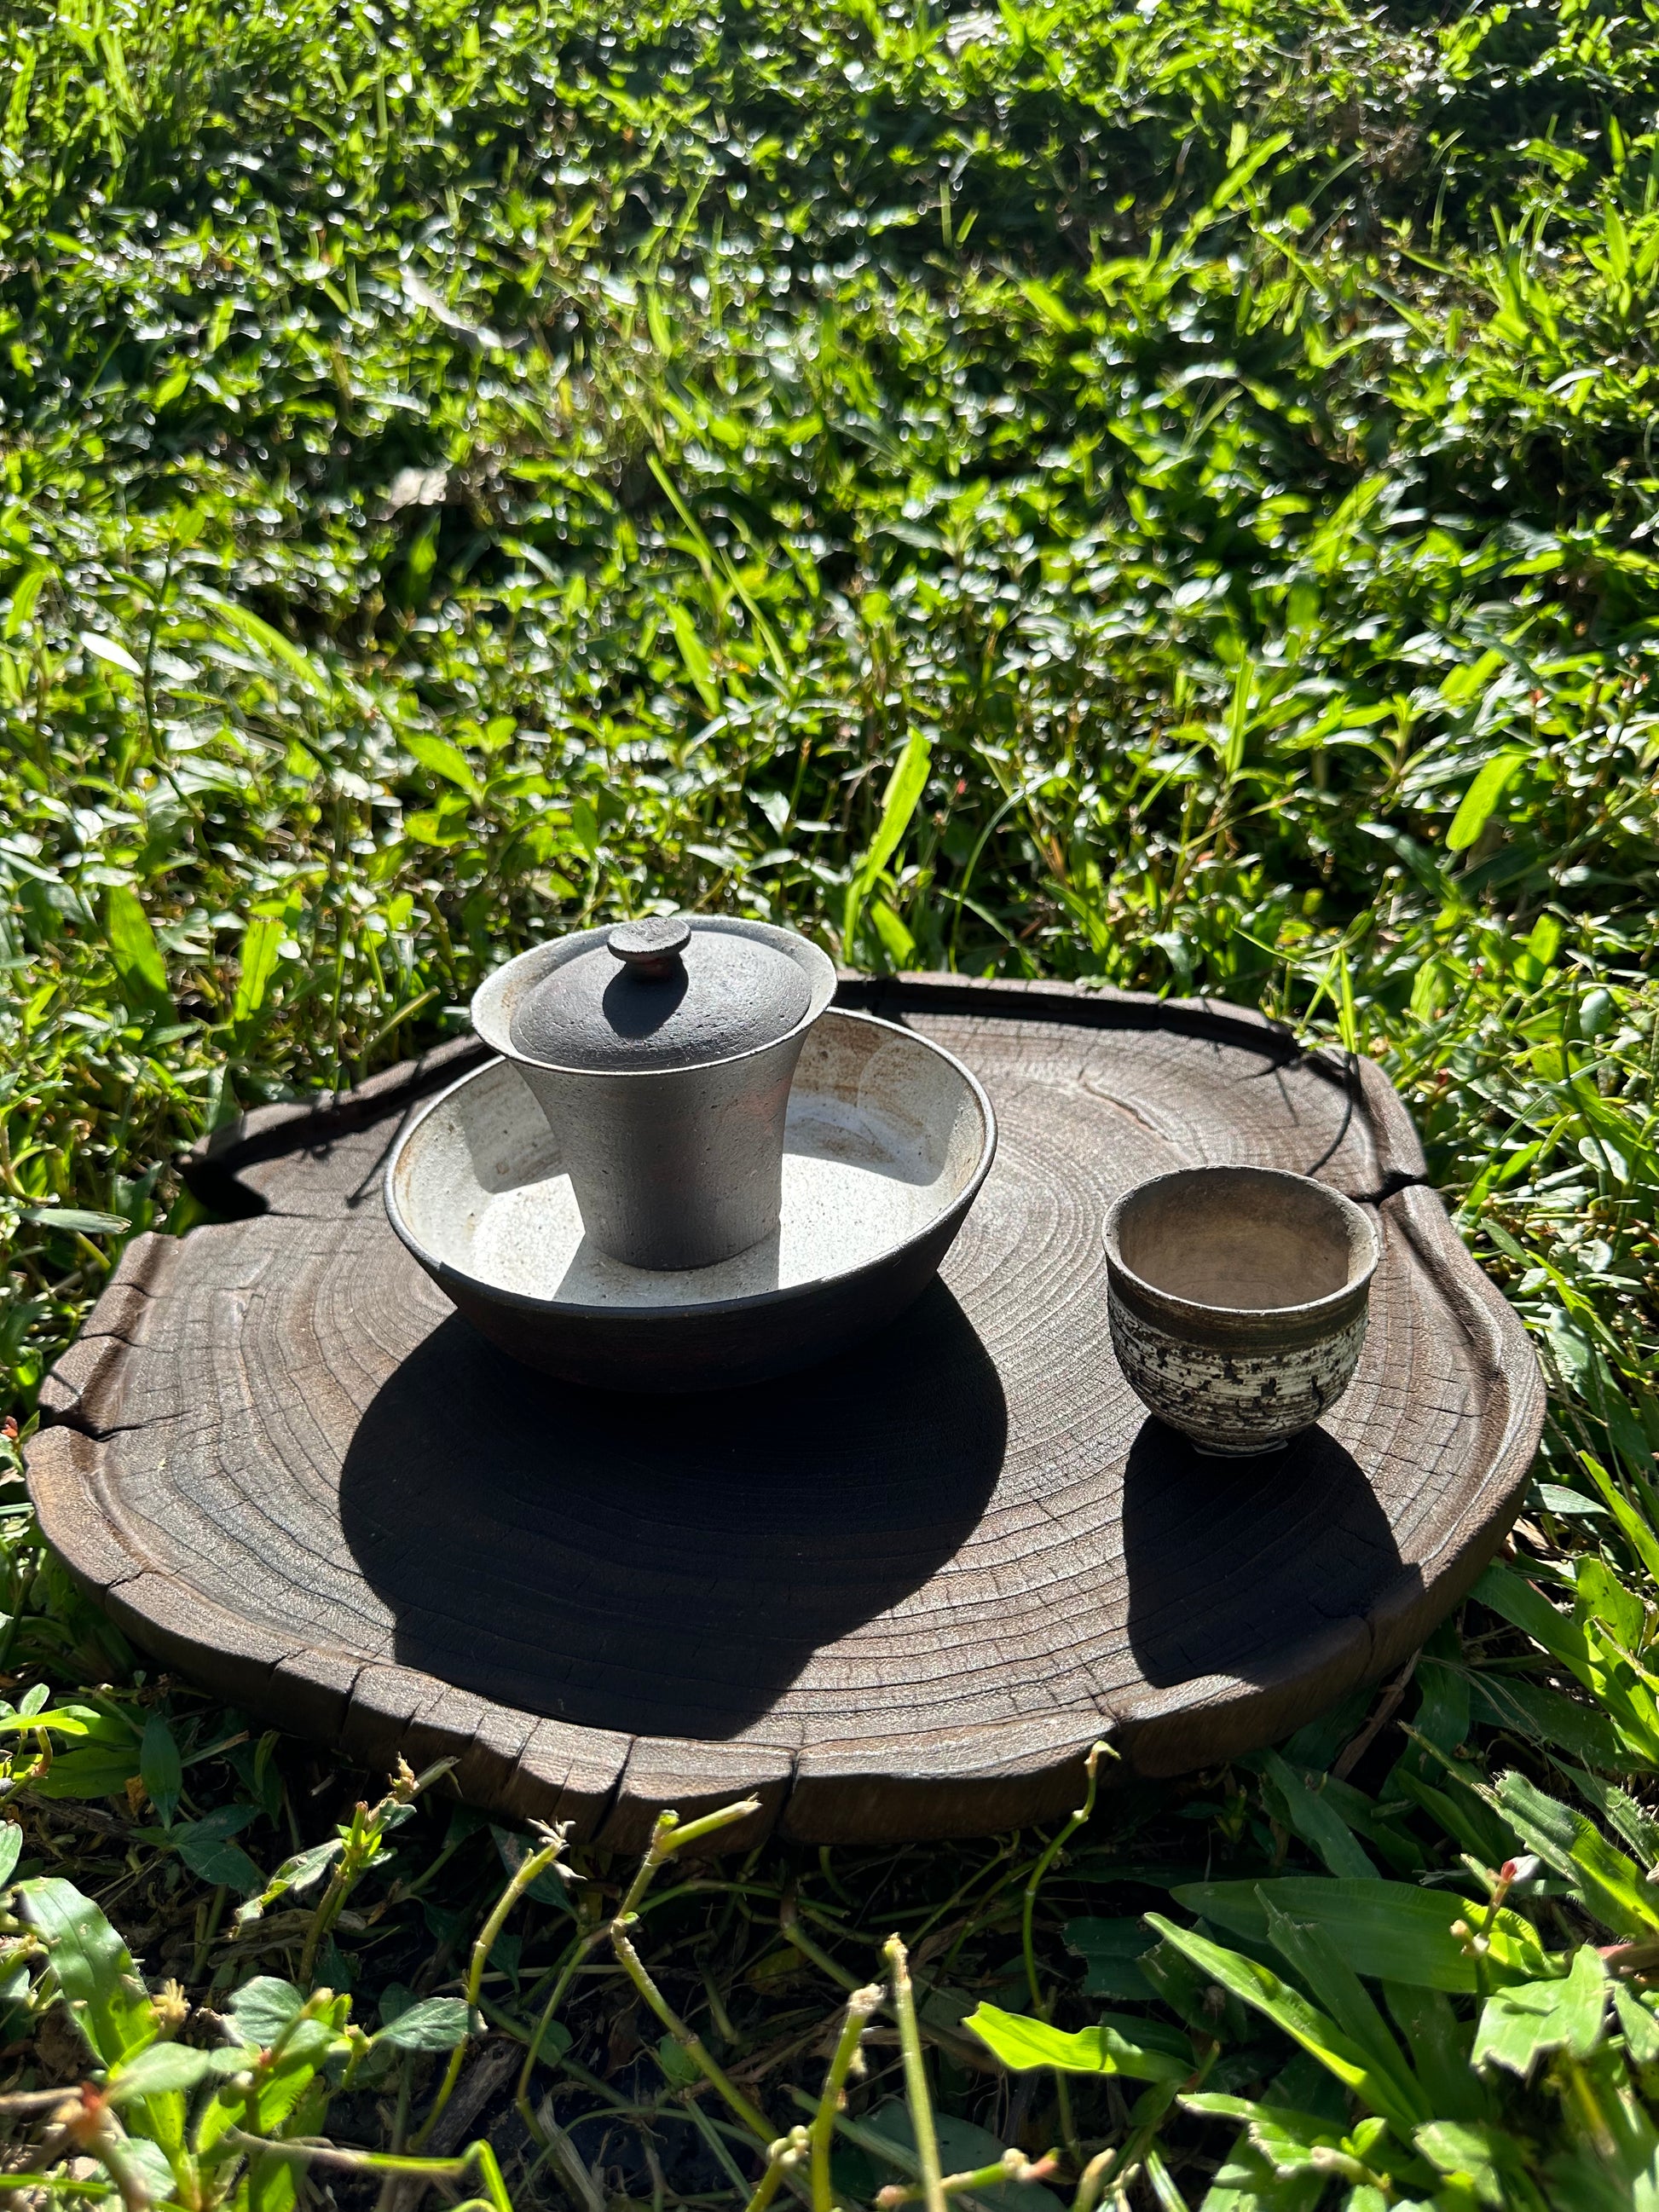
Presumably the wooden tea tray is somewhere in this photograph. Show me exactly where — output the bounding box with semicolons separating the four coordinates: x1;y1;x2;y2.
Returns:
28;976;1543;1847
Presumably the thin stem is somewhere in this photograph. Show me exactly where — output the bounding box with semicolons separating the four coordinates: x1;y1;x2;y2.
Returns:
412;1826;569;2153
782;1891;860;1993
1022;1741;1111;2007
610;1921;776;2141
811;1984;883;2212
515;1924;607;2134
1022;1741;1111;2169
598;1799;771;2145
883;1935;945;2212
1073;2079;1185;2212
190;1884;228;1983
748;2130;810;2212
879;2152;1060;2209
223;2128;512;2209
1071;2146;1117;2212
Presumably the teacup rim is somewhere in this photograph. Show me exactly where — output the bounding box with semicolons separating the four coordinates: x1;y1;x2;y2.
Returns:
1102;1164;1381;1325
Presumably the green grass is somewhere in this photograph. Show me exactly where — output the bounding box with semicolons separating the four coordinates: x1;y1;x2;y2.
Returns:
5;0;1659;2200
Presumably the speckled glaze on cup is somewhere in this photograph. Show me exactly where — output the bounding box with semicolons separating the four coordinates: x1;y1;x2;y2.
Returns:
1103;1165;1380;1457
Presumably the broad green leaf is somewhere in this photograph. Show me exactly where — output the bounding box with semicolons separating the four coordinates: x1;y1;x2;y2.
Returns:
1413;2120;1518;2207
1063;1917;1156;2001
227;1975;306;2047
3;563;50;639
1204;127;1293;215
79;629;143;678
140;1712;182;1828
1259;1899;1432;2134
6;1700;123;1739
0;1824;22;1890
1446;751;1525;852
20;1206;130;1235
1555;1765;1659;1868
1516;910;1563;980
1198;2139;1326;2211
30;1740;143;1800
962;2002;1189;2082
0;1698;113;1734
861;732;933;887
1578;1456;1659;1591
174;1805;262;1892
1142;1914;1413;2133
233;913;286;1026
844;730;933;952
403;804;471;846
1390;1759;1524;1869
1221;656;1257;777
1465;1670;1633;1774
656;2030;702;2085
372;1995;471;2051
17;1877;154;2065
1189;2057;1346;2212
1576;1554;1645;1651
1496;1770;1659;1936
107;2039;253;2103
1019;277;1078;333
268;1837;338;1893
234;1836;342;1930
668;603;720;717
1171;1878;1549;1991
1471;1946;1605;2077
1615;1984;1659;2069
491;1826;576;1911
1473;1562;1659;1763
404;730;482;797
201;591;330;696
198;2016;344;2174
121;2138;177;2205
1384;1984;1486;2122
104;884;172;1013
1258;1751;1378;1880
870;897;916;965
1580;988;1617;1038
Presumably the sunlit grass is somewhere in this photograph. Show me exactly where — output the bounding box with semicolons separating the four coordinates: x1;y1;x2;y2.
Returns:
3;0;1659;2198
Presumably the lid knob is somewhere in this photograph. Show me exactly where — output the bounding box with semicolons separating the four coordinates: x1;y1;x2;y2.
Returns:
608;916;691;981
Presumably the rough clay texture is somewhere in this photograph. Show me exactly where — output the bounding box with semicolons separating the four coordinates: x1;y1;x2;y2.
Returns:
508;926;811;1074
26;975;1545;1848
1107;1296;1372;1455
475;919;838;1269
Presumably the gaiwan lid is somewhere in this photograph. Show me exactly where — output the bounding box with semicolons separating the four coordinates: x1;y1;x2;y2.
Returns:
506;915;814;1074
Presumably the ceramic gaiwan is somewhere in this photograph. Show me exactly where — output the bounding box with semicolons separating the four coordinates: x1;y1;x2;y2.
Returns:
470;915;836;1270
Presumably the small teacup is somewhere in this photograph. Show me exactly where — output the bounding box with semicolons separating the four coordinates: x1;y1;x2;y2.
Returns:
1103;1165;1380;1457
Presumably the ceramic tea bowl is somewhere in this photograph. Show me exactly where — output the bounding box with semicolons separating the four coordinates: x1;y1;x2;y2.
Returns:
384;1008;996;1390
1102;1164;1380;1456
471;915;835;1271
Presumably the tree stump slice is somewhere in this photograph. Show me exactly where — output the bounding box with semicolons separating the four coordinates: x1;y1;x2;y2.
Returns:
27;976;1544;1846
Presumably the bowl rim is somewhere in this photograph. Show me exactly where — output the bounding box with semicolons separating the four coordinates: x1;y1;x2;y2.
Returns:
1102;1163;1381;1326
383;1007;997;1325
470;915;838;1080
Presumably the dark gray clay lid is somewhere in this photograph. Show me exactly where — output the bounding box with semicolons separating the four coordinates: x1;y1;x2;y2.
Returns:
507;916;813;1074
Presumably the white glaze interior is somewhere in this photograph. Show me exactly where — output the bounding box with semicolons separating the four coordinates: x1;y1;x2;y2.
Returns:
389;1010;990;1309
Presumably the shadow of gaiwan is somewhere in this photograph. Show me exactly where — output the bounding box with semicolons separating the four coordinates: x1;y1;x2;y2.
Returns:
338;1279;1007;1739
1122;1417;1416;1690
